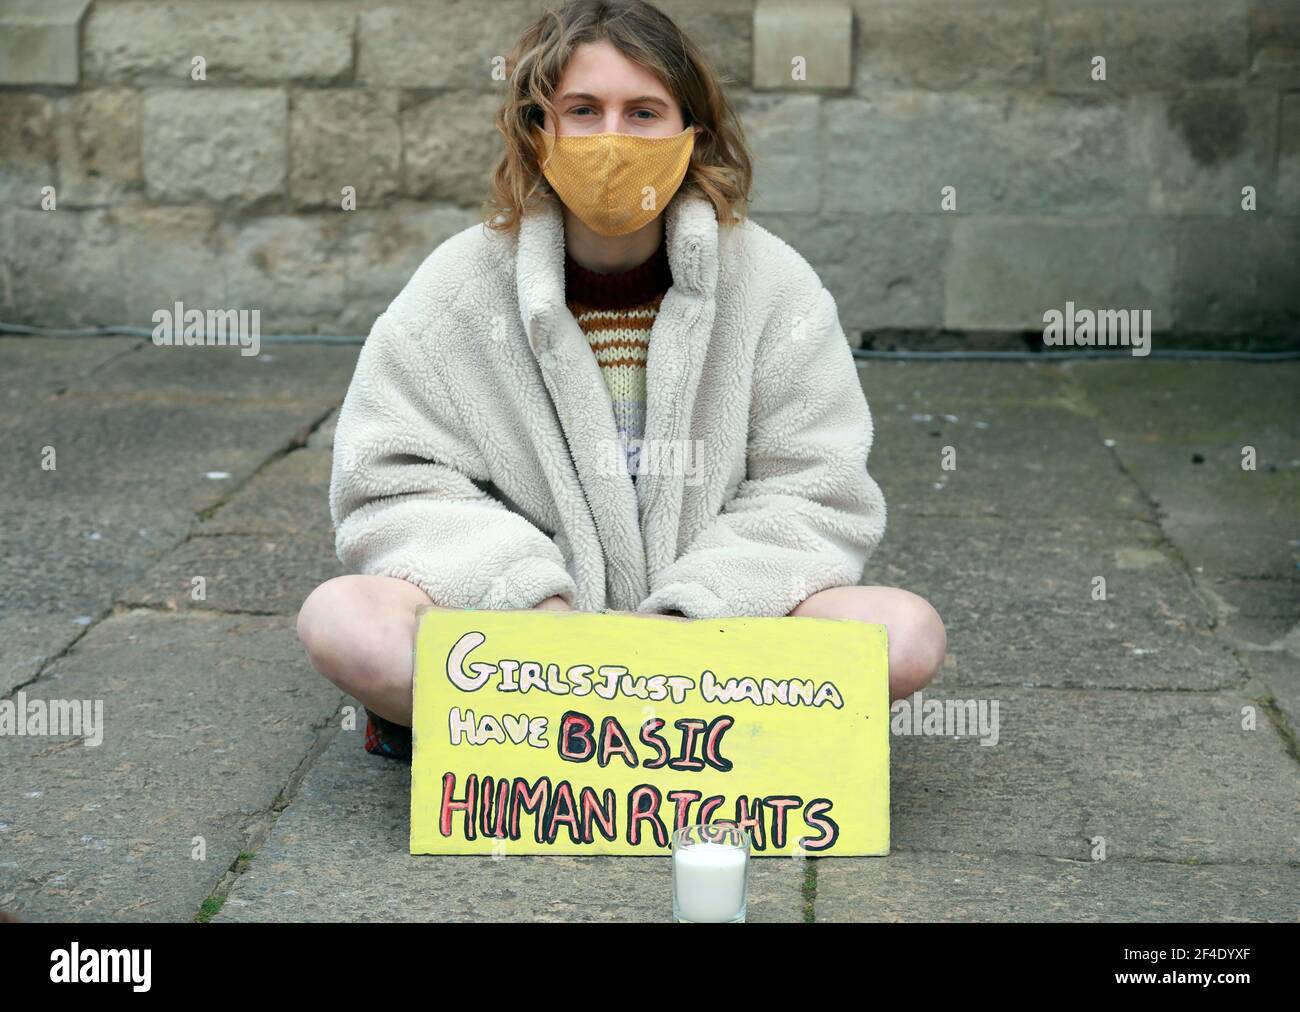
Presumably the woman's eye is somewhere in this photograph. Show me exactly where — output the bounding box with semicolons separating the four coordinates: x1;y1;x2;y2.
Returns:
568;106;658;120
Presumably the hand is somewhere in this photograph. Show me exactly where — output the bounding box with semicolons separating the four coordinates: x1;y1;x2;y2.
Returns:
534;595;573;613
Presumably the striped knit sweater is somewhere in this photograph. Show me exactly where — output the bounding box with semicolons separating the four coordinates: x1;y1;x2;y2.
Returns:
564;239;673;481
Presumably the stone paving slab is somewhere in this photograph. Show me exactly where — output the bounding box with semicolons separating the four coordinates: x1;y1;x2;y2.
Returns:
871;513;1243;690
0;610;342;921
887;687;1299;865
305;408;337;450
1066;361;1300;447
1205;578;1300;652
860;360;1074;408
216;722;808;924
199;448;333;536
1068;361;1300;582
121;447;339;615
121;531;342;616
1241;648;1300;747
0;614;89;699
0;390;339;692
81;342;360;402
0;394;335;513
0;336;142;408
0;503;191;615
1097;450;1298;582
814;851;1299;922
0;503;191;695
1206;574;1300;629
870;401;1146;519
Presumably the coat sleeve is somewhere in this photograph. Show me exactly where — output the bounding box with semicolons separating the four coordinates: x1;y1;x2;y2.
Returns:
636;284;887;619
330;310;577;610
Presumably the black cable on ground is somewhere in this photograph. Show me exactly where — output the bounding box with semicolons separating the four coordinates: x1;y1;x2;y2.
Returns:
851;348;1300;361
3;321;1298;360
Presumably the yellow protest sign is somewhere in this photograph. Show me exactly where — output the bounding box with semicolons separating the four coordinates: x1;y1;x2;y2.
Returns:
410;608;889;857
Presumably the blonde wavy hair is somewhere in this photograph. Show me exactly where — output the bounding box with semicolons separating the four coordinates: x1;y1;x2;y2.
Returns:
484;0;753;234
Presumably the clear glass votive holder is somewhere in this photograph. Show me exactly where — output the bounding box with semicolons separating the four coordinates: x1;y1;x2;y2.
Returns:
671;824;751;923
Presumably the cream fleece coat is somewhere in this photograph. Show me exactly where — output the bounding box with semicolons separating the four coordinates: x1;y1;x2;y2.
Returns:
330;192;887;618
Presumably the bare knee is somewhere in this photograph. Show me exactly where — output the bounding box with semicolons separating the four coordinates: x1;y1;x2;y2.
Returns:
794;585;946;700
888;592;947;699
298;575;360;660
297;574;429;692
298;577;355;681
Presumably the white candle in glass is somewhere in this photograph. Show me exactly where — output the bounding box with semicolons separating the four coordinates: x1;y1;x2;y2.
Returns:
672;830;750;923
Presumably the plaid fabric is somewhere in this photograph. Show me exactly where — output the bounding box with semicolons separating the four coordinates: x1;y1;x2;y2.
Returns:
363;708;412;761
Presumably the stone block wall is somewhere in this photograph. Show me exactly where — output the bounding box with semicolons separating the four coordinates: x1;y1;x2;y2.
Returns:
1;0;1296;344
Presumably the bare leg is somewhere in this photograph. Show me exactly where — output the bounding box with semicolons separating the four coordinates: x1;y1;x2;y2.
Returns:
296;574;571;726
620;587;946;700
790;586;946;701
299;576;943;720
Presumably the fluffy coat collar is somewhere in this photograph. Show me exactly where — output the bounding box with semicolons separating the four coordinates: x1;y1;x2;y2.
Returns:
513;192;723;606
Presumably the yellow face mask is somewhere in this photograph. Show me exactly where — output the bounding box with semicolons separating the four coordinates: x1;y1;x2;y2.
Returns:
536;125;696;237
